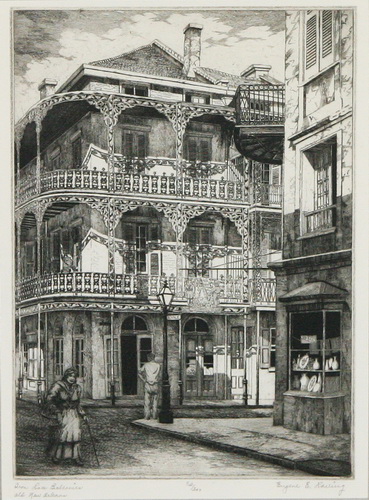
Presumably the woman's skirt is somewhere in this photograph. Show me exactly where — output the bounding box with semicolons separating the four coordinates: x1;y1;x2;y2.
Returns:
50;408;82;461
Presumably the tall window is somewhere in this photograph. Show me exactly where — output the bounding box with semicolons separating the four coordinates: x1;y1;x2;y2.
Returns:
74;338;85;378
23;242;36;277
54;338;64;377
50;223;82;273
184;135;212;163
72;136;82;169
305;10;334;79
186;225;213;277
303;138;336;233
122;130;147;158
122;223;159;274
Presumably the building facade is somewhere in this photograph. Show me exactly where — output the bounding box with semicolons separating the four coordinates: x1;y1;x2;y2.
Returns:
269;10;353;434
15;24;282;405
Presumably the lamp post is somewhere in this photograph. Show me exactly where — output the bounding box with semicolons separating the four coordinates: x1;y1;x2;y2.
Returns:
157;279;174;424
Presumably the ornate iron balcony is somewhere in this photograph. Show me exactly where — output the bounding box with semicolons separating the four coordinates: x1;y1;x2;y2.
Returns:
235;84;285;126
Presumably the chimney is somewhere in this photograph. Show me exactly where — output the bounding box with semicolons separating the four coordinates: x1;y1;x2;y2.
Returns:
38;79;58;100
240;64;271;80
183;23;203;77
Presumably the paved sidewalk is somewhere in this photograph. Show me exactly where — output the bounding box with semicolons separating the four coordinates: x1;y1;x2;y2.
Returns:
132;417;351;477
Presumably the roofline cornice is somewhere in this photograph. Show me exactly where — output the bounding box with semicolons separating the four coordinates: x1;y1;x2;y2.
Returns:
59;64;238;96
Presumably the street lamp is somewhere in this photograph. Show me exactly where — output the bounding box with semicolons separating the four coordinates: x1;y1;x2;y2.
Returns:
157;279;174;424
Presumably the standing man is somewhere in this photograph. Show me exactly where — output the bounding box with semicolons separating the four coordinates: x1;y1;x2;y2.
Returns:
138;353;161;420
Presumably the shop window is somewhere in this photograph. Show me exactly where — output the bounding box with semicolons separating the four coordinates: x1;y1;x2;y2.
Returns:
72;136;82;169
184;135;212;163
54;338;64;377
74;338;85;378
305;10;334;79
260;328;276;370
302;137;337;234
290;310;341;393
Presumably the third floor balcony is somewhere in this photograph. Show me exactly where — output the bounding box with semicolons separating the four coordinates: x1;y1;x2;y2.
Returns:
234;84;285;165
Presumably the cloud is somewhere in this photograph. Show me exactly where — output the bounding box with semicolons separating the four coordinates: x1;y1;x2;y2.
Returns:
14;10;285;120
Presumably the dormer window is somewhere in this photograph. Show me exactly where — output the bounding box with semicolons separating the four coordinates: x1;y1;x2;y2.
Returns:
185;94;210;105
122;85;148;97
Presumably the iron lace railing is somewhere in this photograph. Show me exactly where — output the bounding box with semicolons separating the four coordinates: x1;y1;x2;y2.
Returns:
235;84;285;125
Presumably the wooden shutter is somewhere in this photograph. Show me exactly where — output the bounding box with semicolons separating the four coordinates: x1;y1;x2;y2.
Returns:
122;223;134;242
137;133;146;158
123;131;134;157
259;329;271;368
320;10;334;69
187;137;198;162
271;165;281;185
305;11;318;78
200;139;211;162
150;253;159;275
72;137;82;169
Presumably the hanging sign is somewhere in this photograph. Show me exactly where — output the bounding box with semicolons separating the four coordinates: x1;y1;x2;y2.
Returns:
167;314;181;321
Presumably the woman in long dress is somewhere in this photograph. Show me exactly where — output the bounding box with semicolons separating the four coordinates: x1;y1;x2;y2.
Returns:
46;367;86;465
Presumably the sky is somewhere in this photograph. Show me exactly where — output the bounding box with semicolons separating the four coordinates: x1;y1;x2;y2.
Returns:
13;9;285;121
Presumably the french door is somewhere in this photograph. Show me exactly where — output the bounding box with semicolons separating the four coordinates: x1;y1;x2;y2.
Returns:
184;335;215;399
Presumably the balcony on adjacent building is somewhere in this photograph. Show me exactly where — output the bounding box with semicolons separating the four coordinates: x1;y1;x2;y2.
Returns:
234;84;285;165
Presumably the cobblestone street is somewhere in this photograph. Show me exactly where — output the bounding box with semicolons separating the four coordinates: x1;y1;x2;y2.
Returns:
16;400;310;478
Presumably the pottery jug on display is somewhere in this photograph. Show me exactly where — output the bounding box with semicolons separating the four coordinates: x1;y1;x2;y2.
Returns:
328;357;333;369
332;356;339;370
296;354;301;369
313;373;322;392
292;375;300;390
325;359;330;371
300;373;309;391
313;358;320;370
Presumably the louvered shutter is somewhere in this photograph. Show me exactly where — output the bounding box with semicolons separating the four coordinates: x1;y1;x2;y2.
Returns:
123;131;134;157
320;10;334;69
305;10;319;78
200;139;211;162
259;329;271;369
150;253;159;275
137;133;146;158
187;137;198;162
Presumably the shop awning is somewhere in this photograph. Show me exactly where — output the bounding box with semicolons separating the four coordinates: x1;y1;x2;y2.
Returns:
279;281;348;302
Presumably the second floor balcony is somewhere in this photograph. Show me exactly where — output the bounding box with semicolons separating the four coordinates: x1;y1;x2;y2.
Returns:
17;272;276;308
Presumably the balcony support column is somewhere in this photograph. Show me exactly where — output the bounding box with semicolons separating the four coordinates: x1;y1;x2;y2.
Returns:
16;219;21;293
17;311;23;399
34;112;44;195
15;137;21;204
241;208;250;303
250;211;262;303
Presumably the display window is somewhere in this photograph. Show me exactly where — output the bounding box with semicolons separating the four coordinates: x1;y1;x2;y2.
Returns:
289;310;341;393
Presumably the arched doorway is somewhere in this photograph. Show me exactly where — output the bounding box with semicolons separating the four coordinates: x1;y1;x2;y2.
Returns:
121;316;151;396
183;318;215;399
